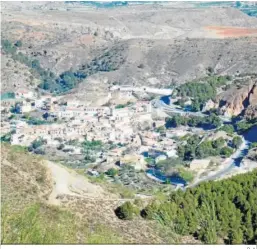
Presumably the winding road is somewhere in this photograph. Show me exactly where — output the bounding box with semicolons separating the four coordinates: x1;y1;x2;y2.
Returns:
188;138;250;188
152;98;231;122
149;96;252;188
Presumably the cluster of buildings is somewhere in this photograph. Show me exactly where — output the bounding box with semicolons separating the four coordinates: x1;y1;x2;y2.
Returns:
1;87;218;181
1;89;154;149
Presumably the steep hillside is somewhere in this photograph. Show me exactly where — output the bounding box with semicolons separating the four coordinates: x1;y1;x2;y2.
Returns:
217;77;257;118
1;2;257;94
1;144;189;244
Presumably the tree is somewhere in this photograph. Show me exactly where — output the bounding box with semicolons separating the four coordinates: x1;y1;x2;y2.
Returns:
207;66;214;75
42;112;49;120
220;147;233;157
212;137;225;149
2;39;17;54
30;138;46;150
219;124;235;135
232;136;243;149
10;103;21;114
15;40;22;47
106;168;118;177
142;170;257;244
57;144;65;150
115;202;139;220
31;59;40;69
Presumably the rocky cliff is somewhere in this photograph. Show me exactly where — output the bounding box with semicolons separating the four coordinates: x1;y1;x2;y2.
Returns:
217;78;257;118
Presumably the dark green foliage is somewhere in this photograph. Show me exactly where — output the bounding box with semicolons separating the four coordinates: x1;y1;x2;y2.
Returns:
10;103;21;114
156;157;184;175
29;138;46;151
142;170;257;244
115;201;139;220
144;157;155;167
207;66;214;74
0;92;15;100
106;168;119;177
24;116;52;125
1;132;12;143
232;136;243;149
165;113;221;129
2;40;17;54
2;39;54;89
177;135;232;161
83;140;103;149
115;104;126;109
179;169;194;182
250;142;257;149
236;119;257;133
57;144;65;150
2;39;124;94
220;147;234;157
14;40;22;47
175;76;229;111
219;124;235;135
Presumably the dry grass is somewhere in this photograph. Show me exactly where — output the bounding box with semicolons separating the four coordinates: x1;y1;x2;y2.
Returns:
1;144;176;244
1;144;52;211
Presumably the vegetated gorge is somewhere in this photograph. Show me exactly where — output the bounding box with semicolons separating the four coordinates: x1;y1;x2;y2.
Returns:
1;1;257;245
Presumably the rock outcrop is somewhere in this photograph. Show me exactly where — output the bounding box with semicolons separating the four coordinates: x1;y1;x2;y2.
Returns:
217;79;257;118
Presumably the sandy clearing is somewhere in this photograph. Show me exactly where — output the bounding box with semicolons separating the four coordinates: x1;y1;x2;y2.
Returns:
45;160;106;205
44;160;147;205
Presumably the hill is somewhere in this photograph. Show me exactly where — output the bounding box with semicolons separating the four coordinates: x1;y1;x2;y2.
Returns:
1;144;186;244
1;2;257;94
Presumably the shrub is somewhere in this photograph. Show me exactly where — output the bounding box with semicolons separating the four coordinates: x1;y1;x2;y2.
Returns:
231;136;243;149
115;201;139;220
106;168;118;177
14;40;22;47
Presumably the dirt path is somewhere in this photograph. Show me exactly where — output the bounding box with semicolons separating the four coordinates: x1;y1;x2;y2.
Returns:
45;160;110;205
45;160;151;205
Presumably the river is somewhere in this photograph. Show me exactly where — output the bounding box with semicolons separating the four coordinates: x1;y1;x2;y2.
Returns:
146;168;187;186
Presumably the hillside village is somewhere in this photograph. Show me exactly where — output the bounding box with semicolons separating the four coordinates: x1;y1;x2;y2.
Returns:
1;87;174;170
2;80;255;190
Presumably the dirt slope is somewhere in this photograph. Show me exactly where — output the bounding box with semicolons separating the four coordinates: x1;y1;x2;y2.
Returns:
1;2;257;91
1;144;190;244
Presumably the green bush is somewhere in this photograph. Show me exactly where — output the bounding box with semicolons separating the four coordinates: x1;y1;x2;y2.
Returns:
142;170;257;244
115;201;139;220
175;76;229;111
231;136;243;149
177;135;232;161
14;40;22;47
165;113;221;129
219;124;235;135
106;168;119;177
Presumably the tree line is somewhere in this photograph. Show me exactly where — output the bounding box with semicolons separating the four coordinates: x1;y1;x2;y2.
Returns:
2;39;123;94
174;75;230;111
165;113;222;129
116;170;257;244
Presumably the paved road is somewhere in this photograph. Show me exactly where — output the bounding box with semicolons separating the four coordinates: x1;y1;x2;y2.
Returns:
188;138;249;188
150;96;250;189
152;98;231;122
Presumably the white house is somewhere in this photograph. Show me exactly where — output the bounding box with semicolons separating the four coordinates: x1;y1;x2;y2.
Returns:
20;104;32;113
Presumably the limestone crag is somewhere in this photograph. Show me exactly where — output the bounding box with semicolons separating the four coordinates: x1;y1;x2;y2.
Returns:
217;79;257;118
